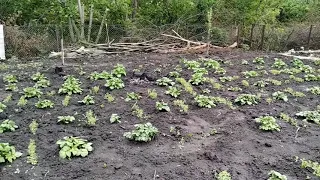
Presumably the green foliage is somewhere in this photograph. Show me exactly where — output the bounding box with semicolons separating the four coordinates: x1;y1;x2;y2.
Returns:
216;170;232;180
195;95;216;108
268;170;287;180
183;60;201;70
0;102;7;113
124;123;159;142
292;58;304;68
31;72;45;81
300;158;320;177
0;143;22;163
112;64;126;78
105;77;125;90
219;76;239;82
267;79;282;86
79;95;95;105
27;139;38;165
29;120;38;134
173;100;189;113
156;101;170;112
272;58;287;69
241;80;250;87
214;67;227;75
272;91;288;102
280;113;297;127
58;116;75;124
24;87;43;98
308;86;320;95
0;120;18;133
3;74;18;83
189;73;207;85
283;88;305;97
62;95;71;106
235;94;260;105
166;86;181;98
176;78;196;95
169;71;180;78
253;57;265;64
227;86;242;92
89;71;112;81
255;116;280;131
17;96;27;106
296;110;320;125
110;114;121;124
5;83;18;91
90;86;100;94
304;74;319;81
254;80;268;88
35;99;54;109
203;59;220;69
132;104;145;119
193;67;208;74
147;89;157;99
125;92;141;102
56;137;93;159
58;76;82;95
104;93;115;102
270;69;282;75
35;79;50;88
86;110;97;126
289;75;304;82
242;71;259;78
314;59;320;66
156;77;175;86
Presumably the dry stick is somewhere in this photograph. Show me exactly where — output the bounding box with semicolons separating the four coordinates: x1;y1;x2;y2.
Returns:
105;23;110;45
153;170;157;180
87;4;94;42
68;17;76;42
95;8;108;44
295;127;300;139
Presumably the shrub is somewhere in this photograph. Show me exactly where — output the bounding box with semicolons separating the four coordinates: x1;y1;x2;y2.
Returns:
124;123;159;142
105;77;125;90
255;116;280;131
235;94;260;105
56;136;93;159
0;120;18;133
58;76;83;95
0;143;22;163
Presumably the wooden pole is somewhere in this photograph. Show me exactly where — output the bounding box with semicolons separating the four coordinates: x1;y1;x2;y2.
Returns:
87;4;94;42
249;24;255;49
95;8;108;44
68;17;75;42
236;25;240;48
307;25;313;50
260;25;266;50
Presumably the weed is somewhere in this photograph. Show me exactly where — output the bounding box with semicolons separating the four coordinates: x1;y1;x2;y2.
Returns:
56;136;93;159
147;89;157;99
90;86;100;94
0;143;22;163
124;122;158;142
35;99;54;109
62;95;71;106
104;93;115;102
176;78;196;95
166;86;181;98
0;120;18;133
304;74;319;81
132;104;145;119
3;94;12;103
105;77;125;90
110;114;121;123
86;110;97;126
125;92;141;102
255;116;280;131
235;94;260;105
156;101;170;112
58;116;75;124
29;120;38;134
173;100;189;113
253;80;268;88
58;76;83;95
27;139;37;165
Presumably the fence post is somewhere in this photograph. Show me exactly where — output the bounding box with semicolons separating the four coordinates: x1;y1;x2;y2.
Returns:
260;25;266;50
249;24;255;49
307;25;313;50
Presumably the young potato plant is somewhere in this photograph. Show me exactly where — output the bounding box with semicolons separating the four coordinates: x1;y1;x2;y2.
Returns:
272;58;287;69
88;71;112;81
1;94;10;103
281;68;301;75
289;75;304;82
267;79;282;86
147;89;157;99
214;67;226;75
35;99;54;109
24;87;43;98
300;158;320;177
300;65;314;73
131;104;147;119
29;120;38;134
34;79;50;88
292;58;304;68
56;136;93;159
17;96;27;106
193;67;208;75
156;101;170;112
296;110;320;125
308;86;320;95
165;86;181;98
176;78;196;95
272;91;288;102
216;170;232;180
111;64;126;77
169;71;180;78
5;83;18;91
304;74;319;81
195;95;216;108
104;93;115;102
283;88;305;97
253;57;265;64
269;69;281;75
125;92;141;102
183;60;201;70
241;80;250;87
0;143;22;163
124;122;159;142
190;73;207;85
173;100;189;113
31;72;45;81
105;77;125;90
27;139;37;165
58;76;83;95
235;94;260;105
314;59;320;66
110;114;121;123
156;77;175;86
62;95;71;106
90;86;100;94
255;116;280;131
0;102;6;113
86;110;97;126
253;80;268;88
3;74;18;83
203;59;220;69
58;116;75;124
280;113;298;127
242;71;259;78
268;170;287;180
227;86;242;92
219;76;238;82
0;120;18;133
79;95;95;105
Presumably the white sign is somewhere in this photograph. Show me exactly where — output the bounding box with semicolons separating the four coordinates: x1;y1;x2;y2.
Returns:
0;25;5;60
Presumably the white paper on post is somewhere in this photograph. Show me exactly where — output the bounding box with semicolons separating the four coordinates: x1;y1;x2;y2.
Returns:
0;25;5;60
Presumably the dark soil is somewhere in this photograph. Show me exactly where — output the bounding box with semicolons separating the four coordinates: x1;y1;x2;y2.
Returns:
0;51;319;180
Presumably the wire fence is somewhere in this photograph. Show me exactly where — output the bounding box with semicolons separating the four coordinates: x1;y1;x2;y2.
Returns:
3;22;320;58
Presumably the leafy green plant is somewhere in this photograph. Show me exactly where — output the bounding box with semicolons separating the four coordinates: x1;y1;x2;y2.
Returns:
255;116;280;131
156;77;175;86
62;95;71;106
165;86;181;98
0;102;6;113
203;59;220;69
88;71;112;81
147;89;157;99
5;83;18;91
193;67;208;75
58;116;75;124
169;71;180;78
173;100;189;113
0;120;18;133
242;71;259;78
195;95;216;108
272;58;287;69
235;94;260;105
300;65;314;73
156;101;170;112
58;76;83;95
90;86;100;94
216;170;232;180
267;79;282;86
183;60;201;70
308;86;320;95
124;122;159;142
227;86;242;92
253;57;264;64
270;69;281;75
283;88;305;97
189;73;207;85
292;58;304;68
24;87;43;98
17;96;27;106
105;77;125;90
0;143;22;163
35;99;54;109
110;114;121;123
112;64;126;77
268;170;287;180
27;139;37;165
304;74;319;81
280;113;297;127
31;72;45;81
272;91;288;102
56;136;93;159
79;95;95;105
296;110;320;125
86;110;97;126
3;74;18;83
176;78;196;95
254;80;268;88
29;120;38;134
34;79;50;88
214;67;226;74
289;75;304;82
241;80;249;87
219;76;239;82
299;158;320;177
125;92;141;102
104;93;115;102
131;104;146;119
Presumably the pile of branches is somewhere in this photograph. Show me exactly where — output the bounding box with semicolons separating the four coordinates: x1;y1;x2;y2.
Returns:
81;30;237;54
